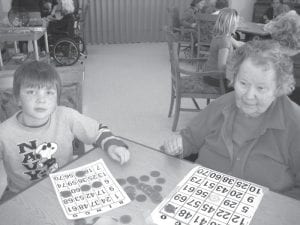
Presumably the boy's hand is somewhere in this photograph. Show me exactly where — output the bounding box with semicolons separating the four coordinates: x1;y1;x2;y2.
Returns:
107;146;130;165
163;134;183;156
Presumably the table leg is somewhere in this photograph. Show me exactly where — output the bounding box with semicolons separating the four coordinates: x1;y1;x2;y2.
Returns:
33;40;39;61
14;42;19;54
44;31;49;53
44;32;50;63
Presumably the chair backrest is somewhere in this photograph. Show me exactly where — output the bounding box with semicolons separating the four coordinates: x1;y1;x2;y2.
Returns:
164;26;226;96
167;7;181;30
164;26;179;90
196;13;218;56
293;53;300;87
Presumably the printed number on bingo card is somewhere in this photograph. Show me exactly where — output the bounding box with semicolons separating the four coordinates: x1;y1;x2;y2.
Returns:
151;165;268;225
50;159;131;220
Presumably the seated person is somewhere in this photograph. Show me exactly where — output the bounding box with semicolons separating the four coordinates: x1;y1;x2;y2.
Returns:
202;8;244;88
0;61;130;203
264;10;300;104
181;0;206;28
40;0;58;18
163;40;300;200
262;0;290;24
264;10;300;56
202;0;217;14
203;8;243;72
46;0;75;37
38;0;59;51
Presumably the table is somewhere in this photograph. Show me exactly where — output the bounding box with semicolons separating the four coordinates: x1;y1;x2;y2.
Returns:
0;26;49;70
0;138;299;225
237;21;270;41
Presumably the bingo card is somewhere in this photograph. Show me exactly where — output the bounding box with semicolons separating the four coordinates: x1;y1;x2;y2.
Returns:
49;159;131;220
151;165;268;225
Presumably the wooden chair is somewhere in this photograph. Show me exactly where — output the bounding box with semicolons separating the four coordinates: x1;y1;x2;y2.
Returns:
0;64;85;156
289;53;300;105
293;53;300;85
195;13;218;58
165;27;226;131
167;7;196;58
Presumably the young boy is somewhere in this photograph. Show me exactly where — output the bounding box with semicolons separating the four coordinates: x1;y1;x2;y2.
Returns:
0;61;130;202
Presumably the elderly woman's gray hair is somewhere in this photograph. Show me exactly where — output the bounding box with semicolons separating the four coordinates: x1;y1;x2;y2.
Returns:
226;40;295;96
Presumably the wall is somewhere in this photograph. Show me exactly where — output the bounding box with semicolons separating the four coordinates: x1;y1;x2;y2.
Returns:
0;0;11;20
0;0;11;12
84;0;258;44
85;0;190;44
231;0;256;21
0;0;256;44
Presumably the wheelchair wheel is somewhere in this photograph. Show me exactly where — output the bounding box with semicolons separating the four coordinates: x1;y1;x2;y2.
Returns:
53;38;80;66
73;35;86;54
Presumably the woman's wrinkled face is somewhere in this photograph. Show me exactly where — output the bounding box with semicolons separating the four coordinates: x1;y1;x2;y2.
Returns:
234;58;278;117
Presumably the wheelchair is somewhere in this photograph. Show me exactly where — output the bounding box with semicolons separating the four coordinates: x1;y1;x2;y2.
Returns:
7;5;87;67
46;12;86;66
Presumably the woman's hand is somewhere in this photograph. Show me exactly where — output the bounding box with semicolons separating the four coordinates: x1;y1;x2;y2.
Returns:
163;134;183;156
107;146;130;165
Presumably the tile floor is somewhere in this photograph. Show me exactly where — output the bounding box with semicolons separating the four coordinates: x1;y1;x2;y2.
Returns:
83;42;207;149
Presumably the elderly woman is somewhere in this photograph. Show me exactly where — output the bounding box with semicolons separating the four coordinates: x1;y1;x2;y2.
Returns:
163;40;300;200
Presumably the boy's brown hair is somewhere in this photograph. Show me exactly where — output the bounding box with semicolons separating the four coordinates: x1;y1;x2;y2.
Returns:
13;61;62;102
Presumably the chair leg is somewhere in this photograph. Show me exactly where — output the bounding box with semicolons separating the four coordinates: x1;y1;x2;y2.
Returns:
192;98;200;110
206;98;210;105
172;95;181;131
168;89;175;117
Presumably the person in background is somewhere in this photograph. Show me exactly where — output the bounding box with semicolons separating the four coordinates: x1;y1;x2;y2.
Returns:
40;0;58;18
264;10;300;56
262;0;290;23
163;40;300;200
202;7;244;88
38;0;59;52
0;61;130;203
202;0;217;14
47;0;76;37
264;10;300;104
180;0;206;28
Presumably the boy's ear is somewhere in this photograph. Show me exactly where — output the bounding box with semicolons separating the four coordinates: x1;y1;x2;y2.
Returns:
13;96;21;107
